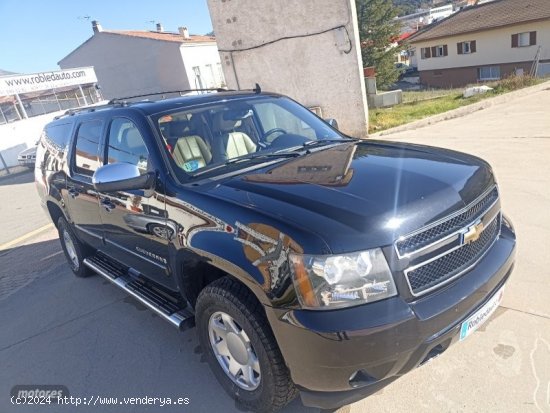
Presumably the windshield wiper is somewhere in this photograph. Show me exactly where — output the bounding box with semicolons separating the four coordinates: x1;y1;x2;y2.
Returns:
302;138;356;149
224;151;301;165
191;151;300;178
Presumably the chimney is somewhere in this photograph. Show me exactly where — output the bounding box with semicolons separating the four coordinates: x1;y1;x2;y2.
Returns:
178;26;190;39
92;20;103;34
156;23;163;32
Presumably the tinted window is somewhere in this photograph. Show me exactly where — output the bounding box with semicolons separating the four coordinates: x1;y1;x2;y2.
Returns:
106;118;149;173
43;123;72;150
74;120;103;176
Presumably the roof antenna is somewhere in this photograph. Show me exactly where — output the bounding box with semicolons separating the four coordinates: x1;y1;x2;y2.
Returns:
253;83;261;94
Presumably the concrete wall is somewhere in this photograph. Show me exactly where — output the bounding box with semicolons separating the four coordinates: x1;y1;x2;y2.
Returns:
413;21;550;72
418;60;547;88
207;0;369;138
0;109;66;168
59;33;190;99
0;110;66;152
180;43;226;89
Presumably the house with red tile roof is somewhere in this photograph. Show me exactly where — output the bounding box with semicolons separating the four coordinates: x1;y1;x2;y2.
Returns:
58;22;225;99
408;0;550;87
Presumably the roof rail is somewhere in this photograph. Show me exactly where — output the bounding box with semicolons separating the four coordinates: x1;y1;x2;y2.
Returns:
108;88;233;104
53;103;115;119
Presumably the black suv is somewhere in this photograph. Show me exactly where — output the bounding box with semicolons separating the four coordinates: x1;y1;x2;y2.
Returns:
36;90;516;412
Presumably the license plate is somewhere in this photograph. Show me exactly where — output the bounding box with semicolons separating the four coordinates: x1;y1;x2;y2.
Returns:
459;286;504;341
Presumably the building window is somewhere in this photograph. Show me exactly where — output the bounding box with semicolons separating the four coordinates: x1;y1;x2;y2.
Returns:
512;31;536;48
216;63;225;86
477;66;501;81
192;66;204;89
457;40;476;54
421;45;448;59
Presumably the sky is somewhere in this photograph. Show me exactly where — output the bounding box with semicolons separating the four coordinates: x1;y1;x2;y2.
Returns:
0;0;213;74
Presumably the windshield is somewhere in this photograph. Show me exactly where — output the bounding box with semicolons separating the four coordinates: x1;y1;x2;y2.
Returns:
152;96;345;180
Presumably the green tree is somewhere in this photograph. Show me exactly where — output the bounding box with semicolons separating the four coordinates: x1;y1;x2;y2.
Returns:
356;0;405;89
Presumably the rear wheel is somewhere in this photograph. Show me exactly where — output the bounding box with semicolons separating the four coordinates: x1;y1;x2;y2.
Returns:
57;217;93;278
196;277;297;412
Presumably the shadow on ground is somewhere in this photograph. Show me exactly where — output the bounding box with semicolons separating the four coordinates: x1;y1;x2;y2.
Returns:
0;237;323;413
0;170;34;186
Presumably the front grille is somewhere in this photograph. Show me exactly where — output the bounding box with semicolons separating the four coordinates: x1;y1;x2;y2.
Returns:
405;214;500;295
396;187;499;256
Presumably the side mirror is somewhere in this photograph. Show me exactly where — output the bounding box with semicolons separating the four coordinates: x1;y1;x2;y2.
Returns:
325;118;339;130
92;163;155;193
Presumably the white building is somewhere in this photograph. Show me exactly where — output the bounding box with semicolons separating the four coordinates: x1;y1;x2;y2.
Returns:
409;0;550;87
58;22;225;100
396;4;455;33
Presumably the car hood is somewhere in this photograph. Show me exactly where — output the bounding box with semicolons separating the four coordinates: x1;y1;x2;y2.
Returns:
18;146;37;156
205;141;495;253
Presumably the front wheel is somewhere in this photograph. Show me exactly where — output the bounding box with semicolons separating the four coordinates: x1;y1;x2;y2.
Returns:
195;277;297;412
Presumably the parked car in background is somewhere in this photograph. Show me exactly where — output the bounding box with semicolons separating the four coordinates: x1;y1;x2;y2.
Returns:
17;145;37;168
395;63;416;78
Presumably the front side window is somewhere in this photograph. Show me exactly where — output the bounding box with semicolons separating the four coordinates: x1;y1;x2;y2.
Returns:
106;118;149;173
74;120;103;176
153;96;343;180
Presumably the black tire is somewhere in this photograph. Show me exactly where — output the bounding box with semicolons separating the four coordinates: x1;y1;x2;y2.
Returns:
57;217;94;278
196;277;297;413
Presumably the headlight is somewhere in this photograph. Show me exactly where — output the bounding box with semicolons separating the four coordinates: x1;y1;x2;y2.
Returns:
289;249;397;309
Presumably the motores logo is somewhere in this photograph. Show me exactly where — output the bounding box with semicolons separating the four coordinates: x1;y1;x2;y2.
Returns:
11;385;69;403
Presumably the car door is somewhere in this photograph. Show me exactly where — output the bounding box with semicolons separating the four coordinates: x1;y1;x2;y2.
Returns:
97;116;174;289
65;119;104;249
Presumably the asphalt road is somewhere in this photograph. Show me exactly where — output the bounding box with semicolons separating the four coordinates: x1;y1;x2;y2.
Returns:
1;86;550;413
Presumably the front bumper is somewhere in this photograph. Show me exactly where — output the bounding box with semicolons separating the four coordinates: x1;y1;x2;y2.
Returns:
265;219;516;409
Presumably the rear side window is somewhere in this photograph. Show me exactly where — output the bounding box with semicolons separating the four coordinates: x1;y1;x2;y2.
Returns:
106;118;149;174
43;123;72;151
74;120;103;176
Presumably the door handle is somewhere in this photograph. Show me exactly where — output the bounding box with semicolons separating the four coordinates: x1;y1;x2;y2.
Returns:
101;198;115;212
68;188;79;199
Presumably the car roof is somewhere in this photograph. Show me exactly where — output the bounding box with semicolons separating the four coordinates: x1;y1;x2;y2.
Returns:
50;91;285;124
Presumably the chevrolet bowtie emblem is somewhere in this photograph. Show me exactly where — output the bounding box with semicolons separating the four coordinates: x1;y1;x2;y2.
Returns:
463;221;484;244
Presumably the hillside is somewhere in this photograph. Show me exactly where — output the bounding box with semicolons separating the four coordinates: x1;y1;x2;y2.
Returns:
393;0;430;15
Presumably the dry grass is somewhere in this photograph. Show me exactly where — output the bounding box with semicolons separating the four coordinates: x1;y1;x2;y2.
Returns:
369;75;542;133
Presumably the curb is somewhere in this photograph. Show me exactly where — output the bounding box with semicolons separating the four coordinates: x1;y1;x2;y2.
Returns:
370;79;550;137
